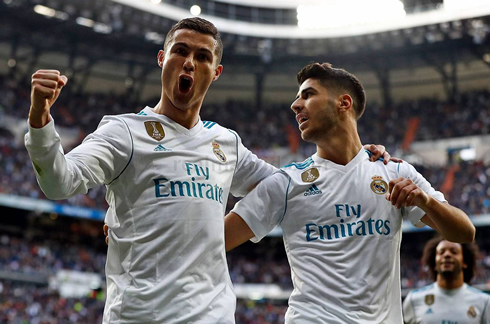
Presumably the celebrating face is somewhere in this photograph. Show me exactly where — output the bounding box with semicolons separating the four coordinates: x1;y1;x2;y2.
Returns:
290;78;339;143
158;29;222;113
435;240;466;279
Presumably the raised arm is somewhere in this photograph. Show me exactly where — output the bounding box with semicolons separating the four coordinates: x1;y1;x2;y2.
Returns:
29;69;67;128
25;70;132;200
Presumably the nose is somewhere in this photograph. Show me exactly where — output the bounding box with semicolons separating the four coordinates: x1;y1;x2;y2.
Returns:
291;99;303;114
183;55;195;72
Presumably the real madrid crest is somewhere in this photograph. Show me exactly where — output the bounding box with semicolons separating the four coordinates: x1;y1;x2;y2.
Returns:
144;121;165;141
467;306;477;318
370;175;388;195
301;168;319;183
424;294;435;306
212;141;227;162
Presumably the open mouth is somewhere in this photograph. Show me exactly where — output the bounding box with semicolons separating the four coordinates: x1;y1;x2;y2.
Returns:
299;117;308;124
178;75;194;94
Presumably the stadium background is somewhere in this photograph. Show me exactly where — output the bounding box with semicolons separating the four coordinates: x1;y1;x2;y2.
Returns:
0;0;490;322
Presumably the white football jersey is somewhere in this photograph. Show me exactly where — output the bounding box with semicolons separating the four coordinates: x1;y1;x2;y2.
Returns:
403;283;490;324
25;106;276;323
232;148;446;323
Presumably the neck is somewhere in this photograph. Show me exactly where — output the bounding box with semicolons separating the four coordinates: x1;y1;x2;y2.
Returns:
153;96;201;129
437;273;464;290
315;122;362;165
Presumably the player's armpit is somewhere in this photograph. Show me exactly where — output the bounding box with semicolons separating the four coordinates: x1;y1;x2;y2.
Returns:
225;212;254;252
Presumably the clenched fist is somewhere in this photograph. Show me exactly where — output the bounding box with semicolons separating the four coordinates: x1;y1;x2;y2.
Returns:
29;69;68;128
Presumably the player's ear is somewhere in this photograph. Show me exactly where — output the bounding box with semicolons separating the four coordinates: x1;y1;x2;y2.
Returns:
157;50;164;68
213;65;223;81
339;94;353;110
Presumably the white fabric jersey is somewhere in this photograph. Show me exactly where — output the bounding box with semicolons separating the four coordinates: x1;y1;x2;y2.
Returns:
232;148;446;324
25;106;276;324
403;283;490;324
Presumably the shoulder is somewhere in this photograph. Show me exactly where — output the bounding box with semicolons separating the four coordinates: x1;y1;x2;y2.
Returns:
281;156;314;172
466;285;490;298
409;283;436;298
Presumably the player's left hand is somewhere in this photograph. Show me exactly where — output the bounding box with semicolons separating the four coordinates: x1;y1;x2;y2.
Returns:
363;144;402;165
385;177;430;209
103;224;109;245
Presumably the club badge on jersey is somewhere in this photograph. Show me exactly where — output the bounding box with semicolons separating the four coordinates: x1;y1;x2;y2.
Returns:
468;306;477;318
212;141;227;162
370;175;388;195
301;168;319;182
145;121;165;141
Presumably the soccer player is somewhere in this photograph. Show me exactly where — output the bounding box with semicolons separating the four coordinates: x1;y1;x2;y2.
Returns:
25;18;277;323
224;62;475;323
403;237;490;323
24;17;391;323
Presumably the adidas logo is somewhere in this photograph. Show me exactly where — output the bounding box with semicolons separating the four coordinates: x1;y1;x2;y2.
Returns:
154;145;172;152
304;184;322;196
425;308;433;314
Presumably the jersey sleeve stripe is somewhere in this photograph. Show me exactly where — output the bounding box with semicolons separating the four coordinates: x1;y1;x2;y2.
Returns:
279;176;292;224
228;130;239;172
108;118;134;185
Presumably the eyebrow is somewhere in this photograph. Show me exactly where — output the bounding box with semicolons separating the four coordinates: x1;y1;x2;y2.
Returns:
295;87;315;100
172;42;213;56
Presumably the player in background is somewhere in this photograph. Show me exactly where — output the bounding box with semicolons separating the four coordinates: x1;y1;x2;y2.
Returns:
403;237;490;323
224;62;475;323
25;18;389;324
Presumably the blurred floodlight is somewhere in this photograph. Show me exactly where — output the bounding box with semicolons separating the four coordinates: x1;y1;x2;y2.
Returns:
444;0;488;11
460;148;476;161
145;31;165;44
76;17;95;28
34;5;56;17
151;0;162;3
94;22;112;34
7;59;16;68
297;0;405;29
190;5;201;16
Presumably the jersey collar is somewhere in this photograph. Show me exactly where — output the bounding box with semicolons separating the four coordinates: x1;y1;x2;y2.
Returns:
311;148;367;173
144;106;204;136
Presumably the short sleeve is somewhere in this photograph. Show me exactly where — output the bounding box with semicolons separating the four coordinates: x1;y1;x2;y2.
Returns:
228;130;277;197
231;171;290;242
397;161;446;227
402;292;416;324
482;294;490;324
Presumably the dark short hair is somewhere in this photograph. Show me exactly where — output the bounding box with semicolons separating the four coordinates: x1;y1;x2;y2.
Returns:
421;236;479;283
164;17;223;65
297;62;366;119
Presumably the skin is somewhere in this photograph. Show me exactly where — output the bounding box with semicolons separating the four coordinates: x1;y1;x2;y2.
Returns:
435;240;466;289
153;29;223;129
225;77;474;251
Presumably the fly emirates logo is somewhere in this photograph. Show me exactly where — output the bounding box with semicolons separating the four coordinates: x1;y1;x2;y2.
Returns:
153;162;224;204
305;204;391;241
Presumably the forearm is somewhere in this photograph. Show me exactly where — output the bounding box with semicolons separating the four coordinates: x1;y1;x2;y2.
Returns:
224;212;254;252
420;197;475;243
28;108;51;129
